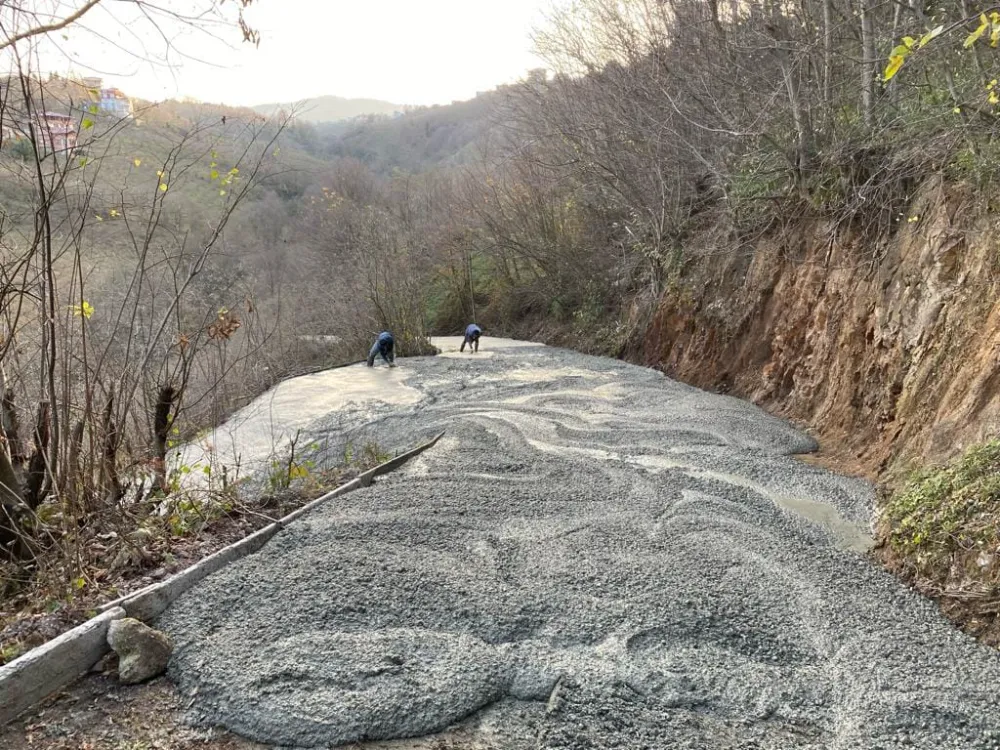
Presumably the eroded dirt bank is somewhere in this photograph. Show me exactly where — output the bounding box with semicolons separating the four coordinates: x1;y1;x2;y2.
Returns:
160;341;1000;749
640;178;999;482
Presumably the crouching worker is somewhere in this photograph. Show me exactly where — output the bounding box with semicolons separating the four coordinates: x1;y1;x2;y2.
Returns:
367;331;396;367
460;323;482;353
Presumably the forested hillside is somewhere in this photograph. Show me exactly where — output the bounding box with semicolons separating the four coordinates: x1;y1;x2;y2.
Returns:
7;0;1000;653
0;60;492;628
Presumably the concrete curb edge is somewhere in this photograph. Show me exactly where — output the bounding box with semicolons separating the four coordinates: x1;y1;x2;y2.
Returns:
0;429;445;727
0;607;126;729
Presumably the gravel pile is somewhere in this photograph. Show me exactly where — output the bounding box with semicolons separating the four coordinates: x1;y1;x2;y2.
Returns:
159;342;1000;749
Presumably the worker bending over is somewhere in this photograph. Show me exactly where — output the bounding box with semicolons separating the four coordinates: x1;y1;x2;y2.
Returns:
460;323;482;353
367;331;396;367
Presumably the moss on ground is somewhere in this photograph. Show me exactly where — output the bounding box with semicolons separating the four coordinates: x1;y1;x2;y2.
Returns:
877;440;1000;644
884;440;1000;578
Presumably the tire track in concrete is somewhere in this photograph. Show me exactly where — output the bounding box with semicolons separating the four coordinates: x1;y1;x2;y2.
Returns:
159;339;1000;749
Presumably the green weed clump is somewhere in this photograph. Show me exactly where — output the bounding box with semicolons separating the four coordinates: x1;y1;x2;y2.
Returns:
885;440;1000;579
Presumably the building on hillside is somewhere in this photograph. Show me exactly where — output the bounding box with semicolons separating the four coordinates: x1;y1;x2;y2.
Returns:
36;112;77;152
1;111;78;153
98;87;132;119
0;112;77;154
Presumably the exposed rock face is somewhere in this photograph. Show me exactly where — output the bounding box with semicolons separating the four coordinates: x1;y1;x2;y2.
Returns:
107;617;173;684
642;178;994;481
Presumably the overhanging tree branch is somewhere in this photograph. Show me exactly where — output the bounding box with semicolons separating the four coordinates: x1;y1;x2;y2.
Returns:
0;0;104;52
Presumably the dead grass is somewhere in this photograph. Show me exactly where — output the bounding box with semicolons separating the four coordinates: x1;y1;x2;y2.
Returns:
875;541;1000;647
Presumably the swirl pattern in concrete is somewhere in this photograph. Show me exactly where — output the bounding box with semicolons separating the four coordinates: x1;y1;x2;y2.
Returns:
159;340;1000;749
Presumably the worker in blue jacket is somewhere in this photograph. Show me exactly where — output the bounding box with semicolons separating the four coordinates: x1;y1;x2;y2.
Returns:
460;323;482;353
367;331;396;367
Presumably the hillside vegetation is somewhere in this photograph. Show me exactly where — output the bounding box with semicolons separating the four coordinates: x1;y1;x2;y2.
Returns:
0;75;442;637
247;0;1000;642
6;0;1000;654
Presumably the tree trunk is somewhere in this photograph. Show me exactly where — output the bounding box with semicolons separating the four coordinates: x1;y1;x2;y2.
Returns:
781;57;812;196
66;418;85;507
823;0;833;106
101;394;122;504
153;385;176;493
24;401;49;510
860;0;876;130
2;386;23;465
0;421;26;560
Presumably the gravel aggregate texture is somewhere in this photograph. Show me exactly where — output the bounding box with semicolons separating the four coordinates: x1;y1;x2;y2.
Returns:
159;339;1000;749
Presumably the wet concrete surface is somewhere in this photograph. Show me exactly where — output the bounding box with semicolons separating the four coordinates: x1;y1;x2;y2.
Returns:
159;340;1000;749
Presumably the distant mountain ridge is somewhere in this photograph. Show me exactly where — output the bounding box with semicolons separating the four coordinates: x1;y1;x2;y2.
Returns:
310;91;497;175
251;95;407;123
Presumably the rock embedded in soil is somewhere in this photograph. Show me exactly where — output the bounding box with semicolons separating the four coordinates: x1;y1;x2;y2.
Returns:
108;617;173;684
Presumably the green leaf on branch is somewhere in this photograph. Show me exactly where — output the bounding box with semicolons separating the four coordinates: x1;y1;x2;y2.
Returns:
71;301;94;319
918;25;944;48
964;14;989;48
884;54;907;82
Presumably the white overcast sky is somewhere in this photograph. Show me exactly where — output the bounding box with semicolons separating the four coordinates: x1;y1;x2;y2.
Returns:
23;0;556;106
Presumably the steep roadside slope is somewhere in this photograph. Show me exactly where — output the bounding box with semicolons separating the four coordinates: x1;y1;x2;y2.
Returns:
642;177;998;482
635;176;1000;641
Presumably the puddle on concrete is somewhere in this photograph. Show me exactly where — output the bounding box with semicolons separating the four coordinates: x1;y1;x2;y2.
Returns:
177;363;421;482
436;350;497;359
507;367;611;383
503;384;623;405
471;409;620;462
632;456;872;553
526;438;620;462
772;494;872;553
429;335;541;353
472;368;616;389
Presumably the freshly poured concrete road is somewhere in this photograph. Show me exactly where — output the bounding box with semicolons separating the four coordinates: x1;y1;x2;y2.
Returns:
160;339;1000;749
